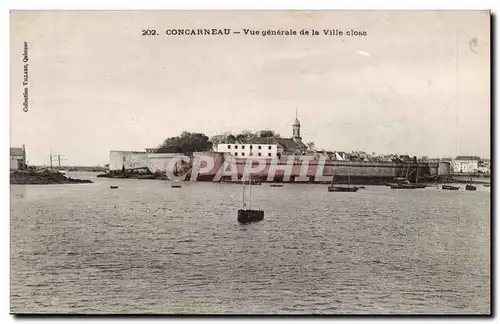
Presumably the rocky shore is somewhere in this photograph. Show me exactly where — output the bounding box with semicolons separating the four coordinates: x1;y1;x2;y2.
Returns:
10;170;93;185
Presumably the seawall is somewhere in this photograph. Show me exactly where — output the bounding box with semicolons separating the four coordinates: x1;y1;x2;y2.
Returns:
107;151;450;183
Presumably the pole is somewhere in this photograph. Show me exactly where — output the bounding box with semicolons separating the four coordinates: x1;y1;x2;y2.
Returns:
242;178;245;209
58;154;61;168
50;148;52;169
249;173;252;210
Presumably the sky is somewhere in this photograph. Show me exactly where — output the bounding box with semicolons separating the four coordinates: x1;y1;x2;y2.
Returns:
10;10;490;166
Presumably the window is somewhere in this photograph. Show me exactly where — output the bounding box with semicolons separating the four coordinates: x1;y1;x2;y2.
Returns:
250;152;253;156
242;152;245;156
268;146;272;149
258;145;262;149
234;152;238;156
250;145;253;149
235;145;238;149
242;145;245;149
268;153;272;157
258;153;261;156
228;145;231;149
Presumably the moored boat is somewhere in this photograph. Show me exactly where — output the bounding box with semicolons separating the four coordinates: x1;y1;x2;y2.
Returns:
328;186;359;192
442;184;460;190
238;173;264;224
328;174;359;192
465;177;477;191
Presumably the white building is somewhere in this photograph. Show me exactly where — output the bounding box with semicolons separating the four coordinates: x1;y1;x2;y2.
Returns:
10;146;26;170
452;156;481;173
216;143;279;158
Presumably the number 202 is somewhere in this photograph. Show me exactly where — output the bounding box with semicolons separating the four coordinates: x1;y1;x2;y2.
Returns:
142;30;157;35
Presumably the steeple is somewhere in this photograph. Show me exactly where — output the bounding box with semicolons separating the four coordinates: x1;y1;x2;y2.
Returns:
292;109;301;141
293;109;300;126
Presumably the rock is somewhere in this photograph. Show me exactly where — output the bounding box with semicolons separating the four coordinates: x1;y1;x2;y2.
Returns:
10;170;93;185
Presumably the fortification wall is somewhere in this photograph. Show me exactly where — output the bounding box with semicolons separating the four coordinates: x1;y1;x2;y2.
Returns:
109;151;148;170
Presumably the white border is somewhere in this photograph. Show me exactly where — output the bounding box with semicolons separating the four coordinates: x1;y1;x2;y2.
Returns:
2;1;496;324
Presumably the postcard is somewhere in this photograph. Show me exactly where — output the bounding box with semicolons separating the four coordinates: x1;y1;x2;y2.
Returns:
10;10;491;315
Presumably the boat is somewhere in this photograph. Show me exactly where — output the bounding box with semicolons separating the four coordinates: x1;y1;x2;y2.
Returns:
171;185;182;188
270;184;283;188
110;185;118;189
390;166;426;189
465;176;477;191
238;175;264;224
442;184;460;190
328;174;359;192
390;183;426;189
221;179;262;185
465;184;477;191
484;184;491;187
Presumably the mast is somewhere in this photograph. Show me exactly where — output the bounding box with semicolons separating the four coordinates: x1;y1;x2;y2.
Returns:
249;172;252;210
242;177;245;209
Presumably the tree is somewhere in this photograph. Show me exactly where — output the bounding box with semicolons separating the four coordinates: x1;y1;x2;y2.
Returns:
259;130;280;138
227;134;236;143
159;131;212;153
210;134;227;146
307;141;315;151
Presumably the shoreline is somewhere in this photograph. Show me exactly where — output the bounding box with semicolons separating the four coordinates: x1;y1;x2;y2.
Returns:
10;170;93;185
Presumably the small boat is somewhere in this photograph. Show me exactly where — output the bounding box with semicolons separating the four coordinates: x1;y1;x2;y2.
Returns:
171;185;182;188
110;185;118;189
465;184;477;191
465;177;477;191
328;174;359;192
270;184;283;188
222;179;262;185
238;174;264;224
484;184;491;187
442;184;460;190
329;186;359;192
390;183;426;189
238;209;264;223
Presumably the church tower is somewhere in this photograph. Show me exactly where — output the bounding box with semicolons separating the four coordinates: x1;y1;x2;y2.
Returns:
292;109;301;142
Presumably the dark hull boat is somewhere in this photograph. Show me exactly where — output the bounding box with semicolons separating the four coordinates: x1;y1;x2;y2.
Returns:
442;185;460;190
171;185;182;188
465;184;477;191
328;174;359;192
270;184;283;188
238;209;264;224
110;186;118;189
222;180;262;185
484;184;491;187
237;172;264;224
390;183;426;189
328;186;359;192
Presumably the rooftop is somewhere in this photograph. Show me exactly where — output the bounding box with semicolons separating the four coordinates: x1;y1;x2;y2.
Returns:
10;147;24;156
455;156;481;161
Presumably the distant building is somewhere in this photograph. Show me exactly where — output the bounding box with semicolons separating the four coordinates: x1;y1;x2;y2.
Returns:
10;145;27;170
452;156;481;173
214;113;308;157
